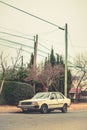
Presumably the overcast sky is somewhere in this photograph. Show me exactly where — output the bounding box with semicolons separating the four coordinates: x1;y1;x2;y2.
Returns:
0;0;87;65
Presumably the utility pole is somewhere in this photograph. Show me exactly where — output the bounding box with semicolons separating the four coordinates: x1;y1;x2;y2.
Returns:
64;23;68;97
58;24;68;97
33;34;38;94
33;34;38;70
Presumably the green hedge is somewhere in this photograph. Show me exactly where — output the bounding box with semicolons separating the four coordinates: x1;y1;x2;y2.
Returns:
0;81;34;105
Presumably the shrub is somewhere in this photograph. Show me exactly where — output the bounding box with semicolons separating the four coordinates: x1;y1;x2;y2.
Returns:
2;81;34;105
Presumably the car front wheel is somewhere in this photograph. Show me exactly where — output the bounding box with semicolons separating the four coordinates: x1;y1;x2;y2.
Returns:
22;108;30;113
61;104;67;113
40;104;48;114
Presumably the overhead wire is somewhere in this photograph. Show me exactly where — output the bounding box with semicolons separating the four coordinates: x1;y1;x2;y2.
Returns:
37;48;48;55
0;26;59;38
0;37;34;49
0;31;34;41
68;32;81;54
37;29;59;35
72;45;87;48
0;27;62;53
0;31;66;58
67;60;87;71
0;26;65;53
0;31;51;52
0;1;64;29
0;29;51;56
0;42;33;54
39;42;50;51
0;1;66;57
0;42;45;58
0;37;50;55
0;1;70;60
0;26;34;37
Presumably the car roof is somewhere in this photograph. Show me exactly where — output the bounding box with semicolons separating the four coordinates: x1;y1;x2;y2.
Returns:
37;92;62;94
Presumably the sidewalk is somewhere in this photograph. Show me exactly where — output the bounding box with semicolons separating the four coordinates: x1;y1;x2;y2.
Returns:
0;103;87;113
0;105;21;113
69;103;87;111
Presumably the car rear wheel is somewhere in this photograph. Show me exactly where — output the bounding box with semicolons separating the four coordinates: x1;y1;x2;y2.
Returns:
40;104;48;114
61;104;67;113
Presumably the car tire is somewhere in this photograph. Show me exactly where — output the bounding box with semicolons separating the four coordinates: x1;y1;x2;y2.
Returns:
40;104;48;114
22;109;29;113
61;104;67;113
48;109;51;113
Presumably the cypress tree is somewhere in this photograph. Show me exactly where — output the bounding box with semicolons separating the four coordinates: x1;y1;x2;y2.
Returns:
56;53;60;64
50;47;56;67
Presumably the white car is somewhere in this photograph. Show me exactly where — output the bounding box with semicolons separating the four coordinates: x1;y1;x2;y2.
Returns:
18;92;71;114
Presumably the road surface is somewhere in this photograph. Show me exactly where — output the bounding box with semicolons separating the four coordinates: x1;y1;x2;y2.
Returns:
0;110;87;130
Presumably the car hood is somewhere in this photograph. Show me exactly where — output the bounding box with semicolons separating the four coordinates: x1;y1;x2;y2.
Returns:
20;98;49;102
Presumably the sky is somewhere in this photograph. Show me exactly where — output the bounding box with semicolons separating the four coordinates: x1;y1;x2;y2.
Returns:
0;0;87;66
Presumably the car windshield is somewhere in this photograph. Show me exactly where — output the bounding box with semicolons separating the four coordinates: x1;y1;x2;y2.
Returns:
32;92;50;99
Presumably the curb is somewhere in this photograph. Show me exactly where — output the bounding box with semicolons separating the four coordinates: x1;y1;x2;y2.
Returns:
0;103;87;113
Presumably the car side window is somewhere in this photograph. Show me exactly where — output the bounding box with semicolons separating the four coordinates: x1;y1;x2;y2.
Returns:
56;93;64;99
51;93;57;99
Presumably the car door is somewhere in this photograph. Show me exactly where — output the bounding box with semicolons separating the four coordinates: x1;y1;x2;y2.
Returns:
48;93;59;109
56;93;65;108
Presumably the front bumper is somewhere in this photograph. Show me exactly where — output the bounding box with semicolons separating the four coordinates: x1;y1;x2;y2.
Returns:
17;105;39;111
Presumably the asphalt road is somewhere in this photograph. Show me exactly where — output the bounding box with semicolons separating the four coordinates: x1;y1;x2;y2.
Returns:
0;110;87;130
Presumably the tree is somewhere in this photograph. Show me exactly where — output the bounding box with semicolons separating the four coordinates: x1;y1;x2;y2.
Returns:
25;47;72;94
0;49;21;94
0;52;9;94
67;69;72;94
16;67;28;82
50;47;56;67
73;54;87;102
56;54;60;64
28;53;34;67
37;63;65;92
59;55;64;64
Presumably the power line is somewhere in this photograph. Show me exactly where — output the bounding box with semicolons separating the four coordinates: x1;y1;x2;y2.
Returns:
0;26;59;38
0;42;45;58
0;1;64;30
0;26;34;37
0;30;50;54
68;32;77;55
68;60;87;70
72;45;87;48
38;48;48;55
0;42;33;54
0;31;34;41
0;37;50;55
0;31;50;55
0;37;48;56
37;53;46;58
0;37;34;49
39;42;50;51
37;29;59;35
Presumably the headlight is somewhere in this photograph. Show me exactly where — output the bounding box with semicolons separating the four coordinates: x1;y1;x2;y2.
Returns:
32;102;38;106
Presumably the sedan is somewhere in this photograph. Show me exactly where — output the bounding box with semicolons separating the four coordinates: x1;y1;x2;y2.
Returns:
18;92;71;114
